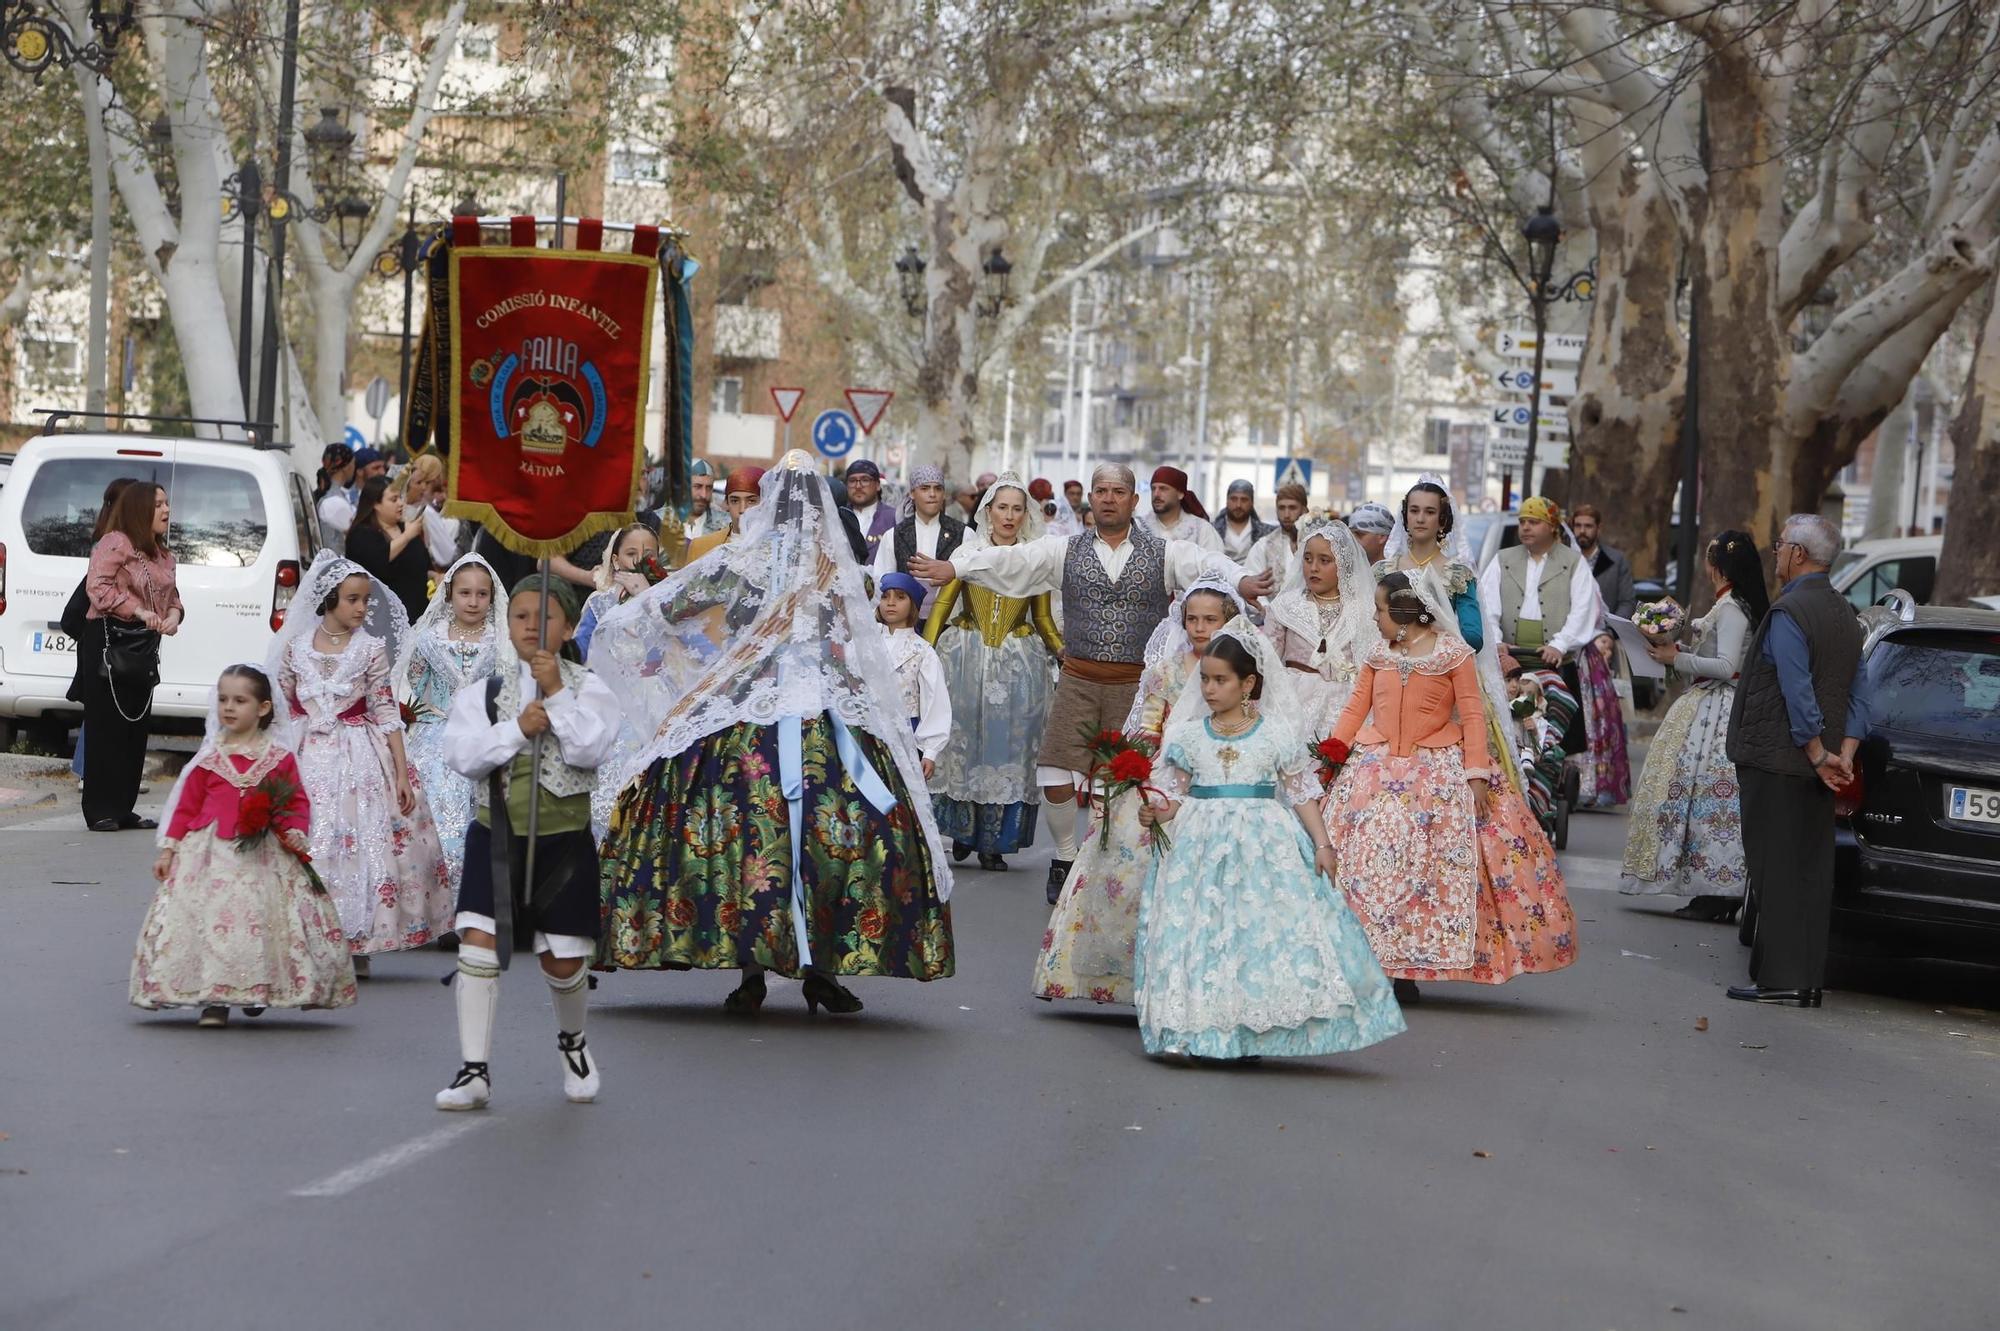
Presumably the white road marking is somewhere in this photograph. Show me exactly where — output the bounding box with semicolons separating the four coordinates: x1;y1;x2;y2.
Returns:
289;1120;491;1198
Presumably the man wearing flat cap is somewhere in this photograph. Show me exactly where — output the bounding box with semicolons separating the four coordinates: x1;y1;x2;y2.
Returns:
844;459;899;562
1137;465;1224;552
1213;478;1276;565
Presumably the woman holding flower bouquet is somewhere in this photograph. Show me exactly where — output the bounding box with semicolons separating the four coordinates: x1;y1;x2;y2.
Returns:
1033;578;1243;1005
398;553;504;896
1620;532;1766;919
131;665;356;1027
1133;621;1404;1061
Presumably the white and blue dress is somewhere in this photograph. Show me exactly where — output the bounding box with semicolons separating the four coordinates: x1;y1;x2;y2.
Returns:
1135;711;1406;1060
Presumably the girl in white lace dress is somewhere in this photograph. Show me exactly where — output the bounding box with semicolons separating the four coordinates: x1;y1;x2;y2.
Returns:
1134;620;1405;1061
271;554;455;965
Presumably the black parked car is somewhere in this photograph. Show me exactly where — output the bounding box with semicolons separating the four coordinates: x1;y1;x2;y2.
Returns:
1813;597;2000;966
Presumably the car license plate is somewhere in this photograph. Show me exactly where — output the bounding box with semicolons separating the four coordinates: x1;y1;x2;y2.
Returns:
32;629;76;655
1947;785;2000;825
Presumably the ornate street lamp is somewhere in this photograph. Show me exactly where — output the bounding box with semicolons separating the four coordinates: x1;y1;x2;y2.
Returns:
2;0;134;78
220;159;265;411
895;244;927;318
1518;203;1565;495
979;246;1013;319
373;200;436;421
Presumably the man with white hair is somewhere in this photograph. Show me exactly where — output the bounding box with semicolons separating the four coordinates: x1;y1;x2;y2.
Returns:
912;463;1272;902
1725;513;1869;1010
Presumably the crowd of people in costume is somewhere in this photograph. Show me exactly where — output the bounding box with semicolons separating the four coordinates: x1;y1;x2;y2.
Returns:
148;439;1864;1103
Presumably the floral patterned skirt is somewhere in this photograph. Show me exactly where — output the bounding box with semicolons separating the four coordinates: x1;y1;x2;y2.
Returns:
130;826;357;1011
407;715;476;896
1459;773;1580;983
597;716;953;981
296;725;456;955
1033;789;1156;1004
1621;681;1746;898
934;797;1038;856
1323;745;1482;974
1577;647;1632;805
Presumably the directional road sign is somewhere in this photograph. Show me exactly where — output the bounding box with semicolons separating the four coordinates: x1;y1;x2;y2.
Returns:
770;387;805;422
845;388;894;435
1491;404;1570;432
343;424;366;451
1498;328;1586;360
1491;366;1578;397
1274;457;1313;493
812;408;858;459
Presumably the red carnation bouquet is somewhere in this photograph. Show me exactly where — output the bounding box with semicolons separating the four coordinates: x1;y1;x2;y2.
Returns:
234;769;327;895
640;554;671;586
1081;726;1171;855
1314;736;1350;787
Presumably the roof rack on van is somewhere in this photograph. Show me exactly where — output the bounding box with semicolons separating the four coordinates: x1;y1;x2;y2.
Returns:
35;409;292;449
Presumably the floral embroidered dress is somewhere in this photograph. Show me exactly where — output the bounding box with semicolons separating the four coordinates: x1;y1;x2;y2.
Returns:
1576;639;1633;805
277;631;456;954
130;742;356;1011
1135;710;1405;1059
399;557;503;896
1622;597;1751;898
923;578;1062;855
593;456;953;983
1325;631;1578;984
1033;652;1192;1004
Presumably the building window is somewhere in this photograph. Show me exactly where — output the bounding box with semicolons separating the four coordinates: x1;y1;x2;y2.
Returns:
610;141;666;186
23;337;77;379
713;375;743;415
458;26;497;61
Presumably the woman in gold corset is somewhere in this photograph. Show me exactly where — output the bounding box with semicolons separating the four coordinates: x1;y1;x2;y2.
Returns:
923;474;1063;871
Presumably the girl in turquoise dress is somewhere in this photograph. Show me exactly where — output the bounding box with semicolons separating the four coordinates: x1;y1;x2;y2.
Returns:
1135;618;1405;1061
397;553;503;895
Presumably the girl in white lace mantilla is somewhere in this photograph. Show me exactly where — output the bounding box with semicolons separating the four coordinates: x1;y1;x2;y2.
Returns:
269;553;455;964
1134;619;1404;1060
398;553;503;896
1262;517;1376;741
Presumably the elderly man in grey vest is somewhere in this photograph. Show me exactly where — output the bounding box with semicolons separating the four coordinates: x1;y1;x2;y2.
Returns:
912;463;1271;902
1725;514;1868;1009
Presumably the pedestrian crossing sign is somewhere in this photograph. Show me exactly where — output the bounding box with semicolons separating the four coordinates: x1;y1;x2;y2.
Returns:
1275;457;1313;493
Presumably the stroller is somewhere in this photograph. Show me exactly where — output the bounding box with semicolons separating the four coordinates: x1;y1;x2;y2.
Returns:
1511;668;1582;850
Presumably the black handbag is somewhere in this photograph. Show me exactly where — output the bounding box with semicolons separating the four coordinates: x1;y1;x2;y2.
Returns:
101;616;161;685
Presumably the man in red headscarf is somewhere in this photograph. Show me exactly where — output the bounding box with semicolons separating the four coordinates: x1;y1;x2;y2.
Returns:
686;466;767;563
1137;465;1223;552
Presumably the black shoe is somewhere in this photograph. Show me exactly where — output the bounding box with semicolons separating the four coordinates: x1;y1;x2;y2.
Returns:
118;813;159;831
242;1006;266;1018
979;853;1008;872
1392;978;1421;1004
88;818;120;832
801;972;863;1015
1726;984;1822;1008
1045;859;1073;906
952;842;973;864
723;972;766;1014
1673;895;1737;922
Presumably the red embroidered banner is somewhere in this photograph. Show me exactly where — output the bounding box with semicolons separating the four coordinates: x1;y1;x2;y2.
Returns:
444;245;658;556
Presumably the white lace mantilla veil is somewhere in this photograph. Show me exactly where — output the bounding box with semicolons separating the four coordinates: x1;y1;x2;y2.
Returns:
264;550;411;751
969;472;1047;545
1121;574;1251;734
592;449;954;898
155;661;293;849
1266;516;1377;670
1163;615;1322;803
393;551;502;702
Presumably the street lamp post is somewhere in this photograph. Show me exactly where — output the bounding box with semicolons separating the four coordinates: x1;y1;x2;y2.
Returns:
0;0;133;77
374;199;429;430
1519;204;1563;501
221;160;263;413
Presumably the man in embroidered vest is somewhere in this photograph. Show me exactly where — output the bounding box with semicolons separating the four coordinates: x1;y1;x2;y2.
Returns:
1725;514;1868;1009
436;576;622;1111
1138;465;1224;552
912;463;1271;902
1479;495;1600;753
844;459;899;562
874;464;973;598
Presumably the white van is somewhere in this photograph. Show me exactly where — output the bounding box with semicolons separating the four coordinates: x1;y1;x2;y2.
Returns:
1831;534;1940;610
0;424;320;747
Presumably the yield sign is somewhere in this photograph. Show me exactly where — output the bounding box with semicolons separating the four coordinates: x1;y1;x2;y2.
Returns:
769;386;805;422
845;387;895;436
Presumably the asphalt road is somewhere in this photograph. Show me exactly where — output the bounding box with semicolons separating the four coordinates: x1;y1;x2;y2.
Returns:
3;781;1996;1331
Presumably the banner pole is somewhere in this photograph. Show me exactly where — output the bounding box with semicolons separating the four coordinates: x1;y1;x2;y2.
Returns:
522;171;565;904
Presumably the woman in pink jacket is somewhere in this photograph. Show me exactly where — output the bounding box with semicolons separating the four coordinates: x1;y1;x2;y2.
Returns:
82;481;183;831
